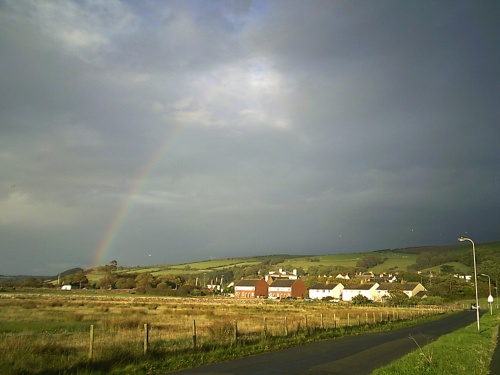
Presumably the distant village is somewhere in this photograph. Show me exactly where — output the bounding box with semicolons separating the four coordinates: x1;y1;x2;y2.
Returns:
208;268;427;303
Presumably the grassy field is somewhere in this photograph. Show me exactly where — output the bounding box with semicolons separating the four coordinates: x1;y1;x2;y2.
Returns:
372;308;500;374
78;241;500;284
0;291;453;375
277;253;367;269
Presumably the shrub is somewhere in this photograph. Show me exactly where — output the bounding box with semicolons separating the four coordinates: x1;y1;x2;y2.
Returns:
351;295;371;305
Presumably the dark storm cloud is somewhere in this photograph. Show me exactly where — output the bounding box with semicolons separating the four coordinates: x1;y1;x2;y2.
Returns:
0;0;498;275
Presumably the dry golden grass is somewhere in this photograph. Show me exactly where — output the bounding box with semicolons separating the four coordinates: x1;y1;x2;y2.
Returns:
0;292;449;374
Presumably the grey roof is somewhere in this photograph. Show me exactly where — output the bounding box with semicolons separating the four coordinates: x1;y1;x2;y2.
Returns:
344;283;378;290
378;282;424;291
235;279;264;287
269;279;298;288
310;283;341;290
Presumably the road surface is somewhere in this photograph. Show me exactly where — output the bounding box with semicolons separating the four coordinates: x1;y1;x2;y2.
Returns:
172;310;478;375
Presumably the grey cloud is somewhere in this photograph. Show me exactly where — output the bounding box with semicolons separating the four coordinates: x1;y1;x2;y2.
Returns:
0;0;498;274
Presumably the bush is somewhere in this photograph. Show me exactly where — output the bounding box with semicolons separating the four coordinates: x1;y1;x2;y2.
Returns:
351;295;371;305
418;296;444;305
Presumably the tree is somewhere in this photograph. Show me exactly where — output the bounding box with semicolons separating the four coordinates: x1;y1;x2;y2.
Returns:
356;255;385;269
135;273;155;293
427;275;473;301
97;273;116;289
115;277;135;289
20;277;44;288
440;264;456;274
478;260;500;297
63;271;89;288
351;294;371;305
385;285;409;306
161;274;186;290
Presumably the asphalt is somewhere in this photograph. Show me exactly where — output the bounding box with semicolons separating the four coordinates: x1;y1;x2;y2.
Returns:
171;310;480;375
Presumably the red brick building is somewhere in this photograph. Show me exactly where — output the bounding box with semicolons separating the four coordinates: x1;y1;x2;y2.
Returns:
234;278;269;298
268;279;307;299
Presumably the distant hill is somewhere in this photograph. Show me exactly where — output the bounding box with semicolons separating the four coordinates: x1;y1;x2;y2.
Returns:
3;242;497;286
0;267;85;287
85;241;499;283
58;267;84;278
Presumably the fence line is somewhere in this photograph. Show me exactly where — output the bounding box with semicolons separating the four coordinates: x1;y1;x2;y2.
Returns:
84;305;448;362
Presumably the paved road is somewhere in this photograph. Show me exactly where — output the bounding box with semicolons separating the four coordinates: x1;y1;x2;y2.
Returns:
172;310;478;375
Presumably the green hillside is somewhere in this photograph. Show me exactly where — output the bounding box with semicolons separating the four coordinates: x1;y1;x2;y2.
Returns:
83;241;500;283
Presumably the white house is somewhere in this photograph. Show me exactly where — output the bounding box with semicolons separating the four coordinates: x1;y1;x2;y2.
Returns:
308;283;344;300
342;283;380;301
374;282;427;302
336;273;351;281
265;268;298;283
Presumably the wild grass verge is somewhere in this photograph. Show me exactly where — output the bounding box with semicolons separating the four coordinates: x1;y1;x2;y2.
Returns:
372;311;500;375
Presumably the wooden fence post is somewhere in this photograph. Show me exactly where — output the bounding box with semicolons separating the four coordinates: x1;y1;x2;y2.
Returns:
304;315;308;331
144;323;148;355
347;313;350;327
321;313;324;329
334;313;337;329
234;320;238;342
263;317;267;339
357;315;360;326
88;324;94;362
284;316;288;336
192;320;197;349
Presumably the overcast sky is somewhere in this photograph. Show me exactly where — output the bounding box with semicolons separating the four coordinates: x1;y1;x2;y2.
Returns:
1;1;498;275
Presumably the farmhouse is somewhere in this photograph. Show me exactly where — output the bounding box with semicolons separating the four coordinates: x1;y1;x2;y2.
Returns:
341;282;380;302
234;278;269;298
308;282;344;300
268;279;307;299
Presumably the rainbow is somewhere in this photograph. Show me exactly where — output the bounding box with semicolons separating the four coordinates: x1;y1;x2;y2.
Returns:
92;124;183;267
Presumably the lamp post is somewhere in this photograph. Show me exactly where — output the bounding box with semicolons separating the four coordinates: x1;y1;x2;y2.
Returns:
458;237;480;333
481;273;493;315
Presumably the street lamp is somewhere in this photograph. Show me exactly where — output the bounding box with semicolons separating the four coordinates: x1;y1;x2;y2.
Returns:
481;273;493;315
458;237;480;333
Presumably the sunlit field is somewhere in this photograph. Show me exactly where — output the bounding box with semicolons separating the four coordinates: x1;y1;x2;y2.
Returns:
0;291;452;374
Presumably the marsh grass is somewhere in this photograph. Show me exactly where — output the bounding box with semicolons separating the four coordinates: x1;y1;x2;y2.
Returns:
0;292;451;375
